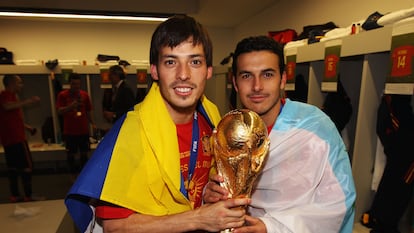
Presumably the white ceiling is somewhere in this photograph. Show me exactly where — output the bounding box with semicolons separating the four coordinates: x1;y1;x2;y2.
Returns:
0;0;279;27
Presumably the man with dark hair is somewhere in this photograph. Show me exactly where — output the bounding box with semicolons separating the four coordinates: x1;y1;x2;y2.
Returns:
102;65;135;123
0;74;40;202
204;36;356;233
65;15;249;233
56;73;95;179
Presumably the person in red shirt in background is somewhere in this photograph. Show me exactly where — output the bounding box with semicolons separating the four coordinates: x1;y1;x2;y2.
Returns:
56;73;95;180
0;74;40;202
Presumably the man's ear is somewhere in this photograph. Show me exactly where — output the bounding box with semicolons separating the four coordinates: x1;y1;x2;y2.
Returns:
232;75;238;92
206;66;213;80
280;71;287;90
150;64;159;81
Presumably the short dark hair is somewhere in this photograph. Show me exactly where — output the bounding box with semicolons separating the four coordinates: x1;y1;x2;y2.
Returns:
150;15;213;67
3;74;18;87
68;72;81;82
109;65;126;80
232;36;285;76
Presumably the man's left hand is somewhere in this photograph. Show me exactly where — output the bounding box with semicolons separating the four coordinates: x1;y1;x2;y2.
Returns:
233;215;266;233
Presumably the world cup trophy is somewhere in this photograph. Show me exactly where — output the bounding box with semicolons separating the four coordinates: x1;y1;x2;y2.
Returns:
211;109;270;233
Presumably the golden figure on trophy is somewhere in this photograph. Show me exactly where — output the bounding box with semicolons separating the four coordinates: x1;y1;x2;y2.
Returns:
211;109;270;233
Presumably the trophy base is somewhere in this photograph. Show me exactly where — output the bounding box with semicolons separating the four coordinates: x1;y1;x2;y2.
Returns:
220;228;234;233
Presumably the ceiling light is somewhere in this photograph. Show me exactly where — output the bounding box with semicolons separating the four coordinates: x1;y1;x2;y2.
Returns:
0;9;172;22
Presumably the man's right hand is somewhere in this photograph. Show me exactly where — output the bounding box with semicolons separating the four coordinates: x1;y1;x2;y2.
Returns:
195;197;251;232
25;96;40;105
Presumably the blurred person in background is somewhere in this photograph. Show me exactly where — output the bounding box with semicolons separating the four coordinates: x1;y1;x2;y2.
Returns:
102;65;135;124
0;74;40;202
56;73;95;180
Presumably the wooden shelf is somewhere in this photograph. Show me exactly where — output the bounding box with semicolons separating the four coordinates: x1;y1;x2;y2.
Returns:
296;42;325;62
341;26;393;57
290;26;394;62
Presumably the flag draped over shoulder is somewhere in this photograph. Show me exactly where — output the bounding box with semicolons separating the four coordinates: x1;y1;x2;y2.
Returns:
249;99;355;233
65;82;221;232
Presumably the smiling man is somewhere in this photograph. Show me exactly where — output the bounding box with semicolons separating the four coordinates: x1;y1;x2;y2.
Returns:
65;15;250;233
204;36;356;233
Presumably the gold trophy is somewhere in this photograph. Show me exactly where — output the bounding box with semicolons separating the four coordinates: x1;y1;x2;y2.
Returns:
211;109;270;233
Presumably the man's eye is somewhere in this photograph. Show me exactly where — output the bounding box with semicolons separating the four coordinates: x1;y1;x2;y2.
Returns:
165;60;175;66
241;73;251;79
191;59;202;66
263;72;274;78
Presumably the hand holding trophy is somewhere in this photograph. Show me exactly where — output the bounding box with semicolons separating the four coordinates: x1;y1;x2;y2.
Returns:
211;109;270;233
